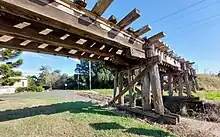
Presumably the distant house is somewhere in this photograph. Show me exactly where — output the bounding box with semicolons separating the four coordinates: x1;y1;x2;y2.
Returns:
11;76;28;88
0;76;28;94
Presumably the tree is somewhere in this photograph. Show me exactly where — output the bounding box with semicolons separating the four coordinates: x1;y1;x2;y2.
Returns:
75;60;114;89
38;66;63;89
0;48;23;86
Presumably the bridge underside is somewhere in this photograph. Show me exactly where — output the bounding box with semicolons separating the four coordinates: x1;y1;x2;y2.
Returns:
0;0;199;124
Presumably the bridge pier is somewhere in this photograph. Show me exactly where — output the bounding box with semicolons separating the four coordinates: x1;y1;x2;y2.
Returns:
145;42;164;114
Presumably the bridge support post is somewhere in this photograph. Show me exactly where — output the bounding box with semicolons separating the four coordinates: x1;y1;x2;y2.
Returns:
160;73;164;96
178;74;183;96
168;71;174;96
128;70;135;107
191;69;198;92
113;69;118;98
118;72;124;105
145;42;164;114
183;63;191;97
141;70;151;111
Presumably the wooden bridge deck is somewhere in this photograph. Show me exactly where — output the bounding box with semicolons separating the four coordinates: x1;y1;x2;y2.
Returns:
0;0;183;71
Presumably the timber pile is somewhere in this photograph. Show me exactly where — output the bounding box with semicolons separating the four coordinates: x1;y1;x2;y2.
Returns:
0;0;198;125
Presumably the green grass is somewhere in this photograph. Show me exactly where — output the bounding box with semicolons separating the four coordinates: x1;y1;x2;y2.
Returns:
0;95;174;137
93;89;113;96
197;91;220;101
73;89;114;96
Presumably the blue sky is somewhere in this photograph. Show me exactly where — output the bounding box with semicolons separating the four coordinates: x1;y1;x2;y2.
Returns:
16;0;220;75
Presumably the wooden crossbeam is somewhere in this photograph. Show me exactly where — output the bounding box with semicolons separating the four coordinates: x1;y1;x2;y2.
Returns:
108;15;117;24
0;38;103;60
0;18;114;58
74;0;88;7
148;32;166;43
116;105;180;125
92;0;114;16
127;27;135;33
134;25;151;36
117;8;141;28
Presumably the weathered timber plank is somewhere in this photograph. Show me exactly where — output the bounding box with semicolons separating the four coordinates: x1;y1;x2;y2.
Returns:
117;8;141;28
134;25;151;36
74;0;88;7
0;18;114;58
128;70;135;107
116;105;179;125
118;72;124;105
113;70;118;98
108;15;117;24
160;73;164;95
168;72;174;96
0;38;102;60
92;0;114;16
0;14;122;57
178;75;183;96
148;32;165;43
141;68;151;111
146;43;164;114
126;27;135;33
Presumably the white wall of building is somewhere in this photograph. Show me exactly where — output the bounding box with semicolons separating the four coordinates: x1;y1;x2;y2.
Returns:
0;77;28;95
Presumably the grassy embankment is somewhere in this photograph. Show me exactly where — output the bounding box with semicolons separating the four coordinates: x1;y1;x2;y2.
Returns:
196;74;220;101
76;74;220;101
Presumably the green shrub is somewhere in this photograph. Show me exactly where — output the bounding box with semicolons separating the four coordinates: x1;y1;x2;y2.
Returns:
15;87;30;93
35;86;44;92
16;86;44;93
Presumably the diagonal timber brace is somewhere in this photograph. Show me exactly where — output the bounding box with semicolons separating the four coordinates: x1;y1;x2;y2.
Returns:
109;62;157;105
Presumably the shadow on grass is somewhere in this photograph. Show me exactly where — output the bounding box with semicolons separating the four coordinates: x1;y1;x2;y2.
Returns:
0;101;116;122
90;122;126;130
90;122;173;137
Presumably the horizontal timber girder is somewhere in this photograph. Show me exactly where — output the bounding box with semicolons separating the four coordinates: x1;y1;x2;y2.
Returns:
0;37;105;60
0;15;113;57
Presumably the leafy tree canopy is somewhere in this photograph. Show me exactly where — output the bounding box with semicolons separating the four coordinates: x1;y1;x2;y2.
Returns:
0;48;23;86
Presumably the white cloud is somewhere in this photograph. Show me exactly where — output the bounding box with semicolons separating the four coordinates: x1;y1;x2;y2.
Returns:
72;58;80;63
15;68;40;76
22;52;52;60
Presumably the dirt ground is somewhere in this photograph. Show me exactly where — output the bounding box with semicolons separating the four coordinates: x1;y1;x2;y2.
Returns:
77;91;220;137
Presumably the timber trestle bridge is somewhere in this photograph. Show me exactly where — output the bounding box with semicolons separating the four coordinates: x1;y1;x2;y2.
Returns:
0;0;199;124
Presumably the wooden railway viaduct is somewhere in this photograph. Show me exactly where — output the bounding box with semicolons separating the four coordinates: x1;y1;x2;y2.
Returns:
0;0;198;124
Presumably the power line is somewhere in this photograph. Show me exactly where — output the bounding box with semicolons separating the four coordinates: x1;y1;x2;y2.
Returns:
179;14;220;32
151;0;207;24
175;0;220;20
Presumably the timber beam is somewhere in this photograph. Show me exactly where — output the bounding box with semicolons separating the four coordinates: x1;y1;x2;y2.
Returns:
0;38;103;60
117;8;141;28
116;105;180;125
92;0;114;16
